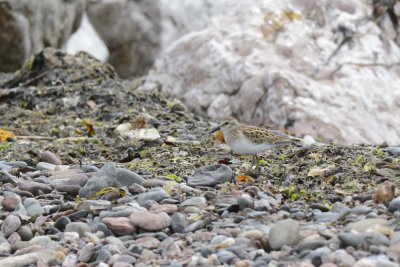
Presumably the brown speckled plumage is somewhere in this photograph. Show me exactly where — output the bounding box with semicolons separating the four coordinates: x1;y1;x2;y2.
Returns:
239;125;293;145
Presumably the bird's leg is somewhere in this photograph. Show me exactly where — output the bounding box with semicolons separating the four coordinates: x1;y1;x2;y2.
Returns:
254;155;262;175
245;155;255;175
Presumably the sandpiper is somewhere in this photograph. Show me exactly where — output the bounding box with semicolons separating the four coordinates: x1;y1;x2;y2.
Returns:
210;118;300;173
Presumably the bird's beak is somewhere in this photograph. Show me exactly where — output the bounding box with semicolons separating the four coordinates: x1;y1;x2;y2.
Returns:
209;125;222;134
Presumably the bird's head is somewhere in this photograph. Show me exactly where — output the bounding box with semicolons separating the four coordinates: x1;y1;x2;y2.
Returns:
209;117;240;134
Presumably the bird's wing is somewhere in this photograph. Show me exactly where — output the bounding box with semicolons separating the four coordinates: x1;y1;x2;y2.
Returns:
240;126;291;145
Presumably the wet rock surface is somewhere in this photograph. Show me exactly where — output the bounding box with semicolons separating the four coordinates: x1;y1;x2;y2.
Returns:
1;49;400;266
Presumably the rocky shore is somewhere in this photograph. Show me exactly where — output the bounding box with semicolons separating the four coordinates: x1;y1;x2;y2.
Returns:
1;49;400;266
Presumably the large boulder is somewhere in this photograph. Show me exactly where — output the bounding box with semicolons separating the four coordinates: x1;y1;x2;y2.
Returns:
144;0;400;145
86;0;162;78
0;0;84;72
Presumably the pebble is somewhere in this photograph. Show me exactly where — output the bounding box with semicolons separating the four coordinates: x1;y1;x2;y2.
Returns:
1;195;20;211
130;211;171;231
78;242;95;262
36;162;57;171
187;164;233;186
149;203;178;215
65;222;92;237
1;214;21;238
41;150;62;165
24;198;44;216
238;194;254;210
135;236;160;249
116;168;145;186
171;212;188;233
102;217;135;236
19;181;52;194
268;219;301;250
17;225;33;241
136;189;169;206
386;147;400;156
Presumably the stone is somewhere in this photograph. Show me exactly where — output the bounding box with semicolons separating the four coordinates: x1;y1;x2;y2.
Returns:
130;211;171;231
116;254;136;264
149;204;178;215
1;214;21;238
54;216;71;232
238;194;254;210
373;180;395;203
17;225;33;241
126;128;161;141
389;197;400;213
135;236;160;249
144;0;400;145
187;164;232;186
62;254;78;267
179;197;206;208
41;150;62;165
64;222;91;238
268;219;301;250
0;0;83;72
0;249;57;266
79;162;118;198
335;249;356;267
78;242;95;263
87;0;161;78
387;147;400;156
23;198;44;216
1;195;20;211
102;217;135;236
19;182;52;194
345;218;391;233
36;162;57;171
171;212;188;233
136;189;169;206
116;168;145;186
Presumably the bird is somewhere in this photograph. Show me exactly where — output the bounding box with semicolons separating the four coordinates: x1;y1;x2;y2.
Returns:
209;118;300;174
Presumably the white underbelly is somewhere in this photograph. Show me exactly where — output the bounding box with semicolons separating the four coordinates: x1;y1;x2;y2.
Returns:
227;138;276;155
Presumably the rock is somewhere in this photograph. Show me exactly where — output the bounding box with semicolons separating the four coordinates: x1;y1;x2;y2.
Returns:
0;171;20;185
144;0;400;145
387;147;400;156
62;254;78;267
41;150;62;165
136;189;169;206
171;212;188;233
79;162;118;198
23;198;44;216
78;242;95;263
126;128;161;141
49;173;89;187
0;249;57;266
0;240;11;254
65;222;91;238
116;254;136;264
389;197;400;213
0;0;84;72
373;180;395;203
135;236;160;249
238;194;254;210
305;247;331;267
75;199;112;212
149;204;178;215
1;195;21;211
102;217;135;236
87;0;161;78
354;255;399;267
36;162;57;171
17;225;33;241
19;182;52;194
335;249;356;267
116;168;145;186
187;164;232;186
1;214;21;238
54;216;71;232
130;211;171;231
179;197;206;208
216;250;236;264
268;219;301;250
345;218;391;233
